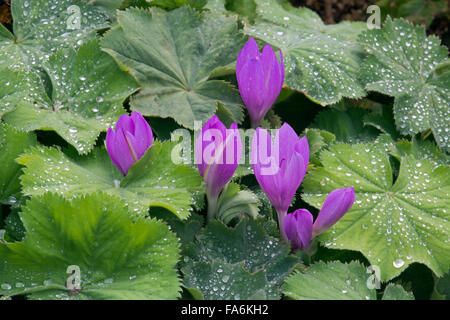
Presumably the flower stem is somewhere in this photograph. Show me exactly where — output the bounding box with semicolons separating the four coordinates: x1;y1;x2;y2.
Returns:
206;193;218;222
276;209;288;242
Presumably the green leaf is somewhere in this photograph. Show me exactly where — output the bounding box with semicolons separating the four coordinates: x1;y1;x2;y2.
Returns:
283;261;377;300
363;105;401;140
384;135;450;166
243;0;366;105
4;209;25;241
151;208;204;249
376;0;447;27
182;218;298;299
302;143;450;281
1;40;138;154
149;0;208;10
204;0;226;12
0;0;109;69
0;68;39;119
0;193;181;299
226;0;257;20
183;260;276;300
216;183;259;224
382;283;414;300
303;128;336;166
17;141;202;219
435;272;450;299
0;124;37;204
359;17;450;152
311;108;380;143
101;7;245;129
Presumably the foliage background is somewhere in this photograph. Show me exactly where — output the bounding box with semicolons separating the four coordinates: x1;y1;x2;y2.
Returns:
0;0;448;300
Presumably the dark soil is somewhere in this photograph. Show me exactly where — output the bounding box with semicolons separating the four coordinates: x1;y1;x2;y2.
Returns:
0;0;11;25
290;0;449;47
290;0;377;24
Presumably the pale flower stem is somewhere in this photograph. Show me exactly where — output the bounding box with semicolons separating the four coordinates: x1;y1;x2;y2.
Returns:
250;118;260;129
206;193;218;222
277;209;288;242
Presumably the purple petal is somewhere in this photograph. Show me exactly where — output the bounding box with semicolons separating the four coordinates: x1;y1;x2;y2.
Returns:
295;136;309;176
106;128;123;174
283;209;313;251
236;37;260;74
237;57;266;124
252;126;306;214
274;123;300;166
115;113;134;134
278;50;285;88
259;44;282;119
106;127;135;175
196;116;240;198
130;111;153;159
312;187;356;237
278;151;305;213
195;115;227;177
205;124;241;198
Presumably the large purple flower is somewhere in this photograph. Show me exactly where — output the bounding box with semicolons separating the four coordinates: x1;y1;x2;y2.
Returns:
195;115;242;220
283;187;356;251
251;123;309;240
106;111;153;175
236;37;284;128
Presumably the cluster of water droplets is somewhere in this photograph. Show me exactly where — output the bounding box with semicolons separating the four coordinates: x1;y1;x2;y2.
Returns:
304;143;449;274
360;19;449;151
0;0;109;69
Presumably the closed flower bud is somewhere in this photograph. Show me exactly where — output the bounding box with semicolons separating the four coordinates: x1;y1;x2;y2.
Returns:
106;111;153;175
195;115;242;220
236;37;284;128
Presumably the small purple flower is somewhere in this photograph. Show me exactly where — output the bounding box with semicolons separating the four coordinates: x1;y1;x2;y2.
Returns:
251;123;309;240
283;187;356;251
195;115;242;220
312;187;356;237
283;209;313;251
106;111;153;175
236;37;284;128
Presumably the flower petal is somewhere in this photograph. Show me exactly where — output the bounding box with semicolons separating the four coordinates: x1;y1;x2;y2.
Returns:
115;113;134;134
205;123;241;198
106;127;123;174
236;37;260;74
130;111;153;159
237;57;266;124
195;115;227;177
283;209;313;251
312;187;356;237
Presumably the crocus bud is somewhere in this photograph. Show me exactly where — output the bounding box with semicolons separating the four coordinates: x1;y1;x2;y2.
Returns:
236;37;284;128
195;115;242;220
106;111;153;175
251;123;309;241
312;187;355;237
283;209;313;251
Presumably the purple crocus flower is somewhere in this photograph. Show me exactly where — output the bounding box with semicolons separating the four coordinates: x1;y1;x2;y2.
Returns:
283;187;356;251
283;209;313;251
236;37;284;128
251;123;309;240
195;115;242;220
106;111;153;175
